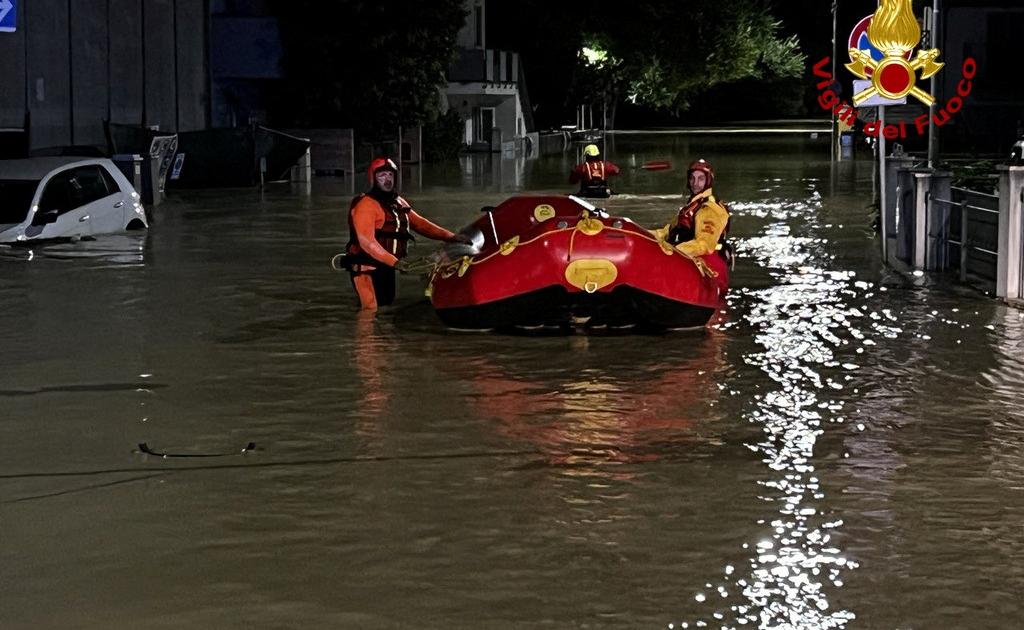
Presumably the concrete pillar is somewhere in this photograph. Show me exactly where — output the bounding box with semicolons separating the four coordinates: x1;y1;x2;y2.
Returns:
927;171;952;271
290;148;311;183
912;171;930;269
996;166;1024;300
907;169;954;271
884;156;918;265
893;165;918;265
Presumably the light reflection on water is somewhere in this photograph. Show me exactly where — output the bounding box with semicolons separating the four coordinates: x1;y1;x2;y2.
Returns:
0;233;148;266
660;188;870;628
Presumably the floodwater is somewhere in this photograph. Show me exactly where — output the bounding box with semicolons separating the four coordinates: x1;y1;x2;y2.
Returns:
2;133;1023;629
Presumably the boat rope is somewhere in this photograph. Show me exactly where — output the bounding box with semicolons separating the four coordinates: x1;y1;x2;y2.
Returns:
395;257;438;275
428;218;719;281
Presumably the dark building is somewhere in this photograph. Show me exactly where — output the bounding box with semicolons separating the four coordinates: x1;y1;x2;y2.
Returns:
208;0;283;128
0;0;287;156
0;0;208;153
936;0;1024;155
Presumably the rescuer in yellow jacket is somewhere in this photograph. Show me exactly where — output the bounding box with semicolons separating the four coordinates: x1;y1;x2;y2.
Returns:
650;158;730;259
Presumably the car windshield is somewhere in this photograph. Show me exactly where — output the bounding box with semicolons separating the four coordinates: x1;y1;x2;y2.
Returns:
0;179;39;225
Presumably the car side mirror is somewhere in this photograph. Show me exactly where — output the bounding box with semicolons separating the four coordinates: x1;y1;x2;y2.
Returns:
32;209;60;225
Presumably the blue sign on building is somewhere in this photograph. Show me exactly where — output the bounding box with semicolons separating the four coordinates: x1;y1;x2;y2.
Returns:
0;0;16;33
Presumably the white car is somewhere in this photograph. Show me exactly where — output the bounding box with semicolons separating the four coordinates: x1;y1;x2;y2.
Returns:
0;157;148;244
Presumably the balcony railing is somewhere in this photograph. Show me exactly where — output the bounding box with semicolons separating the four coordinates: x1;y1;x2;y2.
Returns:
448;49;519;84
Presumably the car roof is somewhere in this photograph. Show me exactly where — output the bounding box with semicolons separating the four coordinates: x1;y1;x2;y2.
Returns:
0;157;112;180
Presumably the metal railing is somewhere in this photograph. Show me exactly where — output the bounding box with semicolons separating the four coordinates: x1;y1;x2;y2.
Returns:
930;186;1000;284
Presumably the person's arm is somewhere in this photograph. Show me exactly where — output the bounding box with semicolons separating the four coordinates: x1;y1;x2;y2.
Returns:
351;198;398;266
605;162;621;176
408;210;457;242
675;201;729;257
569;164;583;184
648;223;671;241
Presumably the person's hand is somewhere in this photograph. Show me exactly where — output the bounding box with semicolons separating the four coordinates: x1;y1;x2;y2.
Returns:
393;259;413;274
449;233;473;245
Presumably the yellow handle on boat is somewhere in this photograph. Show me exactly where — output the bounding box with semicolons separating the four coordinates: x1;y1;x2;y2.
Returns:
428;221;716;280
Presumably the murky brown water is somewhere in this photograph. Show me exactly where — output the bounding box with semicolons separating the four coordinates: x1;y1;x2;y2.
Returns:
3;134;1024;629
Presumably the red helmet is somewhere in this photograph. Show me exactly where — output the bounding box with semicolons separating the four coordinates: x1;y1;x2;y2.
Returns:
687;159;714;189
367;157;398;186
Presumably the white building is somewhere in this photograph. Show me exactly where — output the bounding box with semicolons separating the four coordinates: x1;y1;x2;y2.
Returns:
444;0;534;153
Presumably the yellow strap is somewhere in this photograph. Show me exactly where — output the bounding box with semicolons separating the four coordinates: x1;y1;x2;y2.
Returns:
428;223;717;278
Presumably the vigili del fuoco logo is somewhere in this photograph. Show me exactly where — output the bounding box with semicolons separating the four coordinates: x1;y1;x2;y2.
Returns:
811;0;976;140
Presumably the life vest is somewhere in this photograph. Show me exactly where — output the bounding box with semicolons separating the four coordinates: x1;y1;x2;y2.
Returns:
668;191;731;258
583;161;607;184
345;192;413;265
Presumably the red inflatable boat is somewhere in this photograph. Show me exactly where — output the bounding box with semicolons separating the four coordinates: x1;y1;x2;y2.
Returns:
427;195;729;331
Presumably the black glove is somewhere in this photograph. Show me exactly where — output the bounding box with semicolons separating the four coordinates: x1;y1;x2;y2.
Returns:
449;233;473;245
330;253;350;271
393;259;413;274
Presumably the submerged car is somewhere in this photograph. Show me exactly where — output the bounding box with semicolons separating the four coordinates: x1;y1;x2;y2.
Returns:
0;157;148;244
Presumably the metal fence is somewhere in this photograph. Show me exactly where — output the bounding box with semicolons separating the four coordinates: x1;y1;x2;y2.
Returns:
931;186;1000;290
888;165;1024;301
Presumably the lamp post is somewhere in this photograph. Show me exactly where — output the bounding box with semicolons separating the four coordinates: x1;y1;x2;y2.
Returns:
831;0;839;161
927;0;940;168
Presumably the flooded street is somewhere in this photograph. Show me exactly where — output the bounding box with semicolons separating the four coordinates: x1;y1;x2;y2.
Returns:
2;134;1023;629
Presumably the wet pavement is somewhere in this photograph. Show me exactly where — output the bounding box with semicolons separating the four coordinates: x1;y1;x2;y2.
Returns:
2;133;1023;629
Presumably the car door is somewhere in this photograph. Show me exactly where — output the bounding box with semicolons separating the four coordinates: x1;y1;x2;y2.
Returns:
28;168;91;239
72;164;127;235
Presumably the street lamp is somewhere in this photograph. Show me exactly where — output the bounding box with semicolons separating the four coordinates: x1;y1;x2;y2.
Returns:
832;1;838;160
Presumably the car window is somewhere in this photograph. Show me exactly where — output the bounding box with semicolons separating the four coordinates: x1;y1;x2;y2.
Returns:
98;166;120;196
68;165;115;206
0;179;39;224
37;171;75;216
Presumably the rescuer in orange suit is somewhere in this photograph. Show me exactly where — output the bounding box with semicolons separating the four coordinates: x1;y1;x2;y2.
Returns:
650;158;731;263
569;144;620;198
344;157;469;310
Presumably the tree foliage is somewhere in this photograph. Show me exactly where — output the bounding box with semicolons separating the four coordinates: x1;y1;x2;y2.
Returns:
580;0;805;119
272;0;466;136
491;0;805;127
272;0;806;135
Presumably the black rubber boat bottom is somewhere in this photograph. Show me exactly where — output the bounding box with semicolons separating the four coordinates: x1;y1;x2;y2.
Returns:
435;285;715;331
576;187;612;199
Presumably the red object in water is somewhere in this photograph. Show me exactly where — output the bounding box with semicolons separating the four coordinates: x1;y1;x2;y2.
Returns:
640;160;672;171
428;195;729;331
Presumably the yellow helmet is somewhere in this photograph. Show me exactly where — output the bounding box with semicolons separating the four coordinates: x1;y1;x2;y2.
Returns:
583;144;600;157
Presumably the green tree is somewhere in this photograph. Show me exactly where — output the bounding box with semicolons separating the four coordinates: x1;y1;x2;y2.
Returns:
489;0;805;128
273;0;466;137
577;0;805;126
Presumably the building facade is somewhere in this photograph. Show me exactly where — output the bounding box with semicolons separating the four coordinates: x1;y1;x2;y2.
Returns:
937;0;1024;155
444;0;533;152
0;0;208;154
